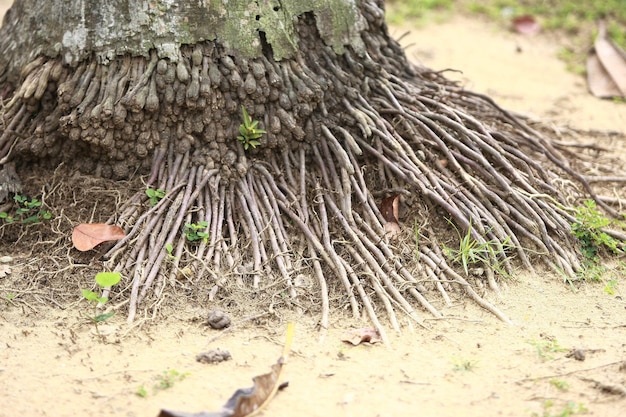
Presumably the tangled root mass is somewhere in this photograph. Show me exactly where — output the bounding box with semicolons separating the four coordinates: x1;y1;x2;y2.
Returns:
0;0;609;337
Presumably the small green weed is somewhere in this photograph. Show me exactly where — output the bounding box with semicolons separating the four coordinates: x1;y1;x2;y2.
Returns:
549;378;570;391
136;385;148;398
237;105;266;150
413;219;421;260
443;220;514;276
164;243;178;260
571;200;625;281
0;194;52;224
528;338;567;361
531;400;588;417
571;200;623;261
145;187;165;206
155;369;188;390
184;221;209;243
452;357;477;372
81;271;121;335
137;369;189;397
604;279;618;295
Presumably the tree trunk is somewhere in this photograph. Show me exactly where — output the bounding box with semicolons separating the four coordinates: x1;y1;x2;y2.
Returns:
0;0;616;334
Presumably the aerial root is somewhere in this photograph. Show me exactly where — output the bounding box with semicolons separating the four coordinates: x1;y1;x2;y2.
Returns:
2;0;619;330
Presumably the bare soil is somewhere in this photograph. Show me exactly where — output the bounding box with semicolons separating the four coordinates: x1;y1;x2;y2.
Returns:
1;5;626;417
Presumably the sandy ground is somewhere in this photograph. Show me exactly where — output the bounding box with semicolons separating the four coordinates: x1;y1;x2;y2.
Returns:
1;4;626;417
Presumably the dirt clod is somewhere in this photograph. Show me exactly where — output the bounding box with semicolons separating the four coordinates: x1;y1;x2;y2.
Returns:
196;348;232;364
206;309;231;329
566;348;586;361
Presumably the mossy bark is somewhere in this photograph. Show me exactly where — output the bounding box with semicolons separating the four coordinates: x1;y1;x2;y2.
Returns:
0;0;364;82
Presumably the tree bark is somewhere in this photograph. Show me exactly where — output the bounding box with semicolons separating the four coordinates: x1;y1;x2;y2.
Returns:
0;0;364;81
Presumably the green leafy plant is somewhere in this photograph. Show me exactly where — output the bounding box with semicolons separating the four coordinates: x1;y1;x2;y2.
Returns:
184;221;209;243
571;200;623;261
0;194;52;224
443;220;514;276
237;105;266;150
145;187;165;206
81;271;121;335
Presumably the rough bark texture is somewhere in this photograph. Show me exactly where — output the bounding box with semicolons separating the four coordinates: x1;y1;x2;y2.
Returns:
0;0;616;334
0;0;363;77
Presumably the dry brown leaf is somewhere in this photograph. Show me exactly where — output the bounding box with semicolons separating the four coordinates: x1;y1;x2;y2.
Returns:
341;327;382;345
587;21;626;98
72;223;126;251
380;194;401;238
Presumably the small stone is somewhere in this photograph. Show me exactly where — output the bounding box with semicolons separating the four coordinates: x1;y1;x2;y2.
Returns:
0;256;13;263
206;309;231;329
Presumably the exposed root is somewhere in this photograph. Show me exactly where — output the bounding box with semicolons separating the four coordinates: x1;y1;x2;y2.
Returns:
0;0;620;330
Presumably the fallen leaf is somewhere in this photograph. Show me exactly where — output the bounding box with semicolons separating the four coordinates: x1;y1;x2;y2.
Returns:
512;15;541;36
587;21;626;98
341;327;382;345
72;223;126;251
158;322;295;417
381;194;399;223
381;194;401;238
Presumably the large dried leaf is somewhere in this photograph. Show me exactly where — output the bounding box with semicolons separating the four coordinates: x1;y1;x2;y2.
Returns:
587;21;626;98
72;223;126;251
159;323;295;417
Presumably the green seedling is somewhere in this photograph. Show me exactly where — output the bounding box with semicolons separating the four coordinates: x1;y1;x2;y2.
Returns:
184;221;209;243
604;279;618;295
145;187;165;206
137;369;189;397
528;338;567;362
237;105;266;150
443;220;513;276
532;400;588;417
164;243;178;260
0;193;52;224
413;219;421;260
136;385;148;398
452;357;477;372
549;378;570;391
81;271;121;335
